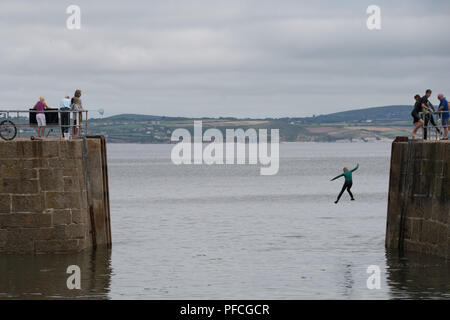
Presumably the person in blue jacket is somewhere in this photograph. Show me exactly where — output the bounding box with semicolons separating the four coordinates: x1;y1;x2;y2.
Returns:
438;93;449;140
331;164;359;204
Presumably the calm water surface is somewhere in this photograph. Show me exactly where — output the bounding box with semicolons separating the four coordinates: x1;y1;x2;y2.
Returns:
1;142;449;299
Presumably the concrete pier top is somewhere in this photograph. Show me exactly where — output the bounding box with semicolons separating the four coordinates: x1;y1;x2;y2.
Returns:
0;136;111;254
386;137;449;259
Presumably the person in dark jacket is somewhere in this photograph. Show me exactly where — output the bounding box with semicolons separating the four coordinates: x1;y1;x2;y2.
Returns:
420;89;441;139
411;94;424;139
59;96;71;137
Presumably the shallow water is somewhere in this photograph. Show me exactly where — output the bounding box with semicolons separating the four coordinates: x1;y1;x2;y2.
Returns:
1;142;449;299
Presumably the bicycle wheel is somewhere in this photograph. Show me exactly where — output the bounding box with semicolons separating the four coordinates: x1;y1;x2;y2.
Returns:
0;120;17;141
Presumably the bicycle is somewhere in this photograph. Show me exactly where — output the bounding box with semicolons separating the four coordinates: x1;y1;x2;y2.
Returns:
0;113;18;141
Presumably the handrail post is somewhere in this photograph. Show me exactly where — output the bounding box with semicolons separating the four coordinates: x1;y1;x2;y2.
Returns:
438;111;441;141
85;110;88;136
58;109;62;140
16;111;19;138
79;110;81;136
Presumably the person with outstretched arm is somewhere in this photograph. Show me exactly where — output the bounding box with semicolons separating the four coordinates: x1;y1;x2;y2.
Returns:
331;163;359;204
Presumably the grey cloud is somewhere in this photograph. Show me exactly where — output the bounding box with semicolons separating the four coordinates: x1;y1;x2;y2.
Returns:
0;0;449;117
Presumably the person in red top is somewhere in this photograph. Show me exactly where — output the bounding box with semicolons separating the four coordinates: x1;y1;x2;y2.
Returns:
33;96;50;138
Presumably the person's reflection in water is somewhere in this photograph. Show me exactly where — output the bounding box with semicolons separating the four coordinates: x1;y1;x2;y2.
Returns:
0;248;112;300
386;250;450;299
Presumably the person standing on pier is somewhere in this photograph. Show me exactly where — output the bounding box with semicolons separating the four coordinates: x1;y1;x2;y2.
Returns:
411;94;424;139
71;89;84;137
59;96;72;137
437;94;449;140
33;96;50;138
331;164;359;204
420;89;441;139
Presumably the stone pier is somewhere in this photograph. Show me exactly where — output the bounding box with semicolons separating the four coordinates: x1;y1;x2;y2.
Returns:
0;136;111;254
386;138;449;258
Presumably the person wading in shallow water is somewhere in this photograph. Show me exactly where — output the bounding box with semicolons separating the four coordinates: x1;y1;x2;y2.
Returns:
331;163;359;204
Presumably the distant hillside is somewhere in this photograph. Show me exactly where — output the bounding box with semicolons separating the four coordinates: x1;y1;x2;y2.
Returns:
292;105;411;123
99;105;412;123
87;105;413;143
104;114;189;121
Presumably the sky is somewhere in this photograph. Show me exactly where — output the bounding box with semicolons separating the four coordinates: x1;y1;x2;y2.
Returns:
0;0;449;118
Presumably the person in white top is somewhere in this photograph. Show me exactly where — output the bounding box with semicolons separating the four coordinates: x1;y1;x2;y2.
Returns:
59;96;72;137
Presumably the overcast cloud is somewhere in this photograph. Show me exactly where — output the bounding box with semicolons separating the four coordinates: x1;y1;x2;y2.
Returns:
1;0;449;117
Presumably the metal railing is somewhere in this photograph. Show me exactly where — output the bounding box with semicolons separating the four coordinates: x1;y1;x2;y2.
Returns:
419;110;449;140
0;109;89;141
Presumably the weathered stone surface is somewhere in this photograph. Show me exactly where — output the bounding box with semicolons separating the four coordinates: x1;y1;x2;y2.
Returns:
23;158;47;169
71;209;89;224
71;209;82;224
12;195;42;213
39;168;64;191
52;209;72;225
6;228;53;241
59;140;83;159
0;142;19;159
34;239;80;253
45;192;81;209
2;179;39;194
51;225;67;239
0;229;7;242
0;213;51;228
386;140;450;259
47;158;79;169
0;159;21;168
21;141;43;158
0;137;110;254
80;191;88;209
63;176;80;192
0;195;10;213
2;240;34;253
66;223;86;239
41;140;60;158
2;168;20;179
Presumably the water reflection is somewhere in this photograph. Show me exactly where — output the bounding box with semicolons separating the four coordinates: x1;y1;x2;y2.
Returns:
0;248;112;300
386;250;450;299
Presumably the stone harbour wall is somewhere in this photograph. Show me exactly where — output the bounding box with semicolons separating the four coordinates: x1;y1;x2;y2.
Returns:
386;138;449;259
0;137;111;254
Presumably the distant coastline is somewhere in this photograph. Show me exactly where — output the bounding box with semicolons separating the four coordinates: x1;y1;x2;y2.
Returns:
89;105;411;143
